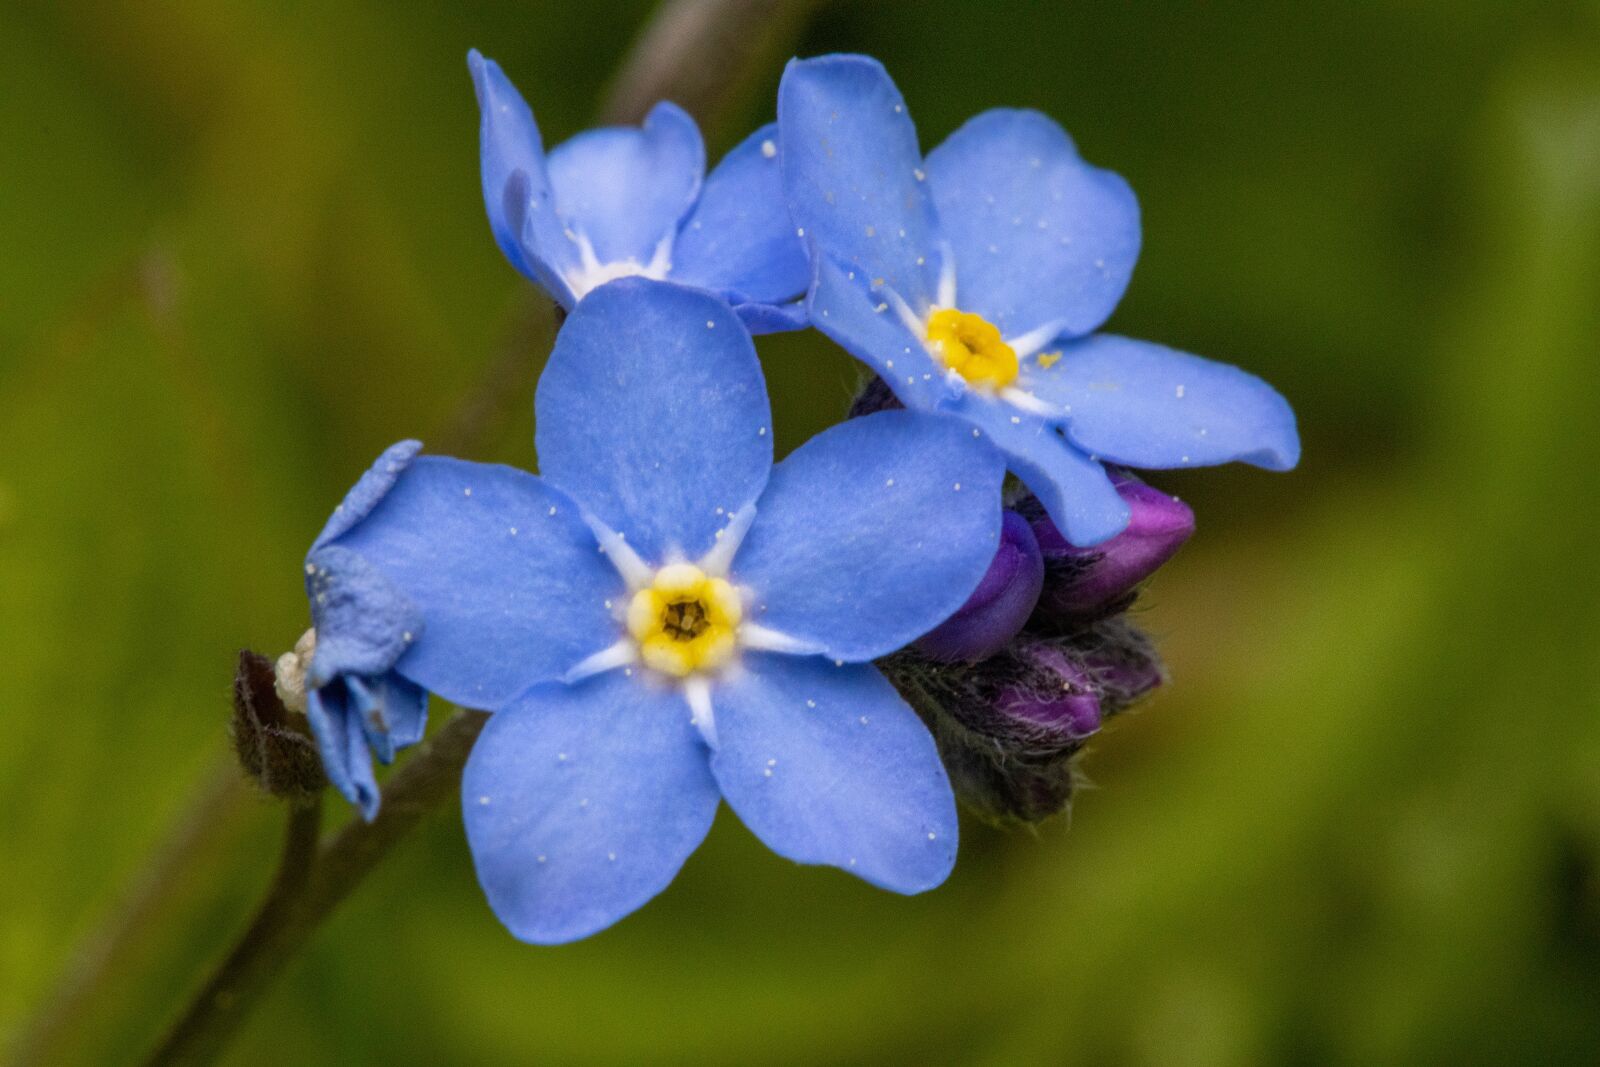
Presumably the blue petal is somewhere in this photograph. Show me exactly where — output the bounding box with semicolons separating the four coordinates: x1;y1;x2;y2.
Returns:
808;255;952;411
467;51;576;299
960;400;1131;547
307;683;381;821
304;545;422;686
348;672;429;764
710;654;957;893
732;298;807;335
924;109;1139;340
313;440;421;548
547;101;704;268
329;457;622;710
732;410;1004;660
779;55;939;309
1027;334;1301;471
535;278;772;564
671;123;808;308
462;672;719;944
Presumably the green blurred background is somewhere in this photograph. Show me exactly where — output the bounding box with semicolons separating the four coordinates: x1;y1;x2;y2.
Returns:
4;0;1599;1063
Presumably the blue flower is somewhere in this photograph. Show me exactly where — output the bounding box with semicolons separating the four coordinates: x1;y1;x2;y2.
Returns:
286;441;430;820
778;54;1300;545
331;278;1005;942
470;50;810;333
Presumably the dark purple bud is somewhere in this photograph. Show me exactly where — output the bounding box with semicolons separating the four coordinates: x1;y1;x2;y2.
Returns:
879;618;1167;825
1032;474;1194;621
915;510;1044;661
994;642;1103;739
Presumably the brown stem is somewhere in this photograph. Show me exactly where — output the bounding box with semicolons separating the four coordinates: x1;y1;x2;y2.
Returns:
140;713;486;1067
601;0;831;130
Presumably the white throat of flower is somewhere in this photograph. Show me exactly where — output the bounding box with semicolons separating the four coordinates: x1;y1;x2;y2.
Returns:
876;242;1068;416
565;504;820;746
562;230;674;301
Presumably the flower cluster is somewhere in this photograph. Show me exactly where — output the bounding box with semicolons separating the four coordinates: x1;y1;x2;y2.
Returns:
268;51;1298;943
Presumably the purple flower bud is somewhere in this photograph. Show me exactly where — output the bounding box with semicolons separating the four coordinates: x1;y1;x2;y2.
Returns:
915;510;1044;661
1031;474;1195;621
994;642;1103;739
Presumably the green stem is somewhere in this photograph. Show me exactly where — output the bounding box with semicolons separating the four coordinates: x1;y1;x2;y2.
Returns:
140;712;486;1067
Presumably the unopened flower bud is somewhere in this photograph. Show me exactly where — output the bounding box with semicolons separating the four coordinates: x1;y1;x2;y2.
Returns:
1029;473;1194;621
232;649;326;805
881;617;1166;824
915;510;1043;662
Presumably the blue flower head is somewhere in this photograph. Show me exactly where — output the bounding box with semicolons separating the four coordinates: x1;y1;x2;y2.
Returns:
291;441;430;820
779;54;1301;545
470;50;810;333
331;278;1005;942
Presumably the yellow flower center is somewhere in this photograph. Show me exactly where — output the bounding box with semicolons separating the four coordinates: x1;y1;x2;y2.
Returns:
626;563;742;677
926;308;1019;390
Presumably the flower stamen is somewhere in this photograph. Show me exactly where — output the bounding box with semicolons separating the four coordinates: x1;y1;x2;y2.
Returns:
926;308;1019;390
627;563;743;678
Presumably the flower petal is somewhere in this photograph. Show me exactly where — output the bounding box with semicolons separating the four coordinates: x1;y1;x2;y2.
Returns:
462;672;719;944
307;683;382;821
535;278;772;564
304;545;422;686
732;409;1004;661
328;456;622;710
924;109;1139;340
962;401;1131;546
732;298;807;335
809;255;951;411
467;51;576;297
671;123;808;308
710;654;957;893
313;439;421;548
349;672;429;763
778;54;939;309
547;101;704;267
1027;334;1301;470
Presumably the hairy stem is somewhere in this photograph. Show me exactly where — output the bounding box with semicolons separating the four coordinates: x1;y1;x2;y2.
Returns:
140;713;486;1066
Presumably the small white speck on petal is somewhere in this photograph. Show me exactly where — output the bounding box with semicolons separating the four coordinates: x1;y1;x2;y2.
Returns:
402;631;414;643
509;526;518;536
796;227;805;237
579;797;589;808
557;752;568;762
537;854;547;863
885;477;895;487
763;768;773;778
859;715;870;725
767;758;777;766
304;563;316;575
806;699;816;708
760;138;777;158
607;852;617;862
1010;416;1021;424
463;487;472;497
758;426;768;436
927;831;937;840
478;795;491;805
972;428;981;437
706;320;716;329
953;482;961;491
548;506;557;516
1176;384;1186;398
865;225;876;237
913;168;925;181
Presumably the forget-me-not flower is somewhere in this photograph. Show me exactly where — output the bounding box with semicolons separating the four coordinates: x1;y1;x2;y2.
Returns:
779;54;1300;545
277;440;430;819
328;278;1005;942
471;50;810;333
